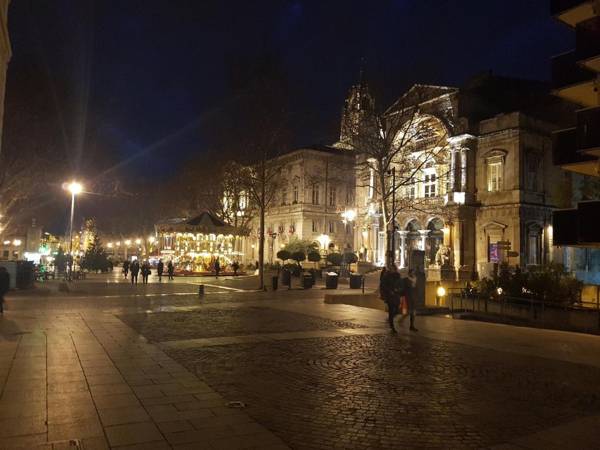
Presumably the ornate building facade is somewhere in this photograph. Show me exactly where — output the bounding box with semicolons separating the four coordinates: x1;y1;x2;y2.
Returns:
348;75;572;277
256;74;573;279
259;147;355;263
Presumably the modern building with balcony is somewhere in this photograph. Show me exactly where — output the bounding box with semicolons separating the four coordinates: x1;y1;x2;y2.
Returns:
551;0;600;247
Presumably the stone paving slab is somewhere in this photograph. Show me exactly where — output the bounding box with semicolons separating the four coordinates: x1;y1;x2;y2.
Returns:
0;311;290;450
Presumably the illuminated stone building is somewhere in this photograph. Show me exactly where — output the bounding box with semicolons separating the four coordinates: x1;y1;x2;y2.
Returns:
344;73;574;277
257;147;356;263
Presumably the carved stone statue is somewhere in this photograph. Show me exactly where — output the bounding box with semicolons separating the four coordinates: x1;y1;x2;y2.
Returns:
435;244;451;268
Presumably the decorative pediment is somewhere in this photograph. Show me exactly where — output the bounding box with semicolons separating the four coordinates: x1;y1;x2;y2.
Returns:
482;220;508;230
384;84;458;116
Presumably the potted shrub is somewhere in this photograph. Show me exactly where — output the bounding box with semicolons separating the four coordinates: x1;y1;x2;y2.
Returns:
291;251;306;269
276;250;291;263
326;252;343;267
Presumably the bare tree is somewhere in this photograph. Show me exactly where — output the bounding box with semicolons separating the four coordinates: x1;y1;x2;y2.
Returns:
352;86;453;266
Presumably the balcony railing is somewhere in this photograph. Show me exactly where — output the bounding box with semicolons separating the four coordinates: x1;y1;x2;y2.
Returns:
552;51;595;89
577;106;600;151
576;16;600;64
552;208;579;246
553;127;595;166
551;0;591;16
578;201;600;244
553;202;600;246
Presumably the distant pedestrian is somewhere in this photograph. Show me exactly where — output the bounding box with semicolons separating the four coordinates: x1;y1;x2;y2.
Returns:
232;261;239;276
214;258;220;278
404;269;418;332
130;260;140;285
123;260;130;278
157;259;164;282
167;260;174;280
379;264;402;333
141;261;151;284
0;266;9;314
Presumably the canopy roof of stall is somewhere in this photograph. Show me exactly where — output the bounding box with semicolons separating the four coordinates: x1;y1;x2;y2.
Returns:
155;210;238;235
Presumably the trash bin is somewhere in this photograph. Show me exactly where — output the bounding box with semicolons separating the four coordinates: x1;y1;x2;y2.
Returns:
325;272;338;289
349;273;363;289
302;273;313;289
272;276;278;291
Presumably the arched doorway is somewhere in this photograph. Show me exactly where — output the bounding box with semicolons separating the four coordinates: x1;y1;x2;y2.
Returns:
404;219;423;264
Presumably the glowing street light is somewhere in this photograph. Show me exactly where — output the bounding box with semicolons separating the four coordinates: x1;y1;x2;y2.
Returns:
64;180;84;257
124;240;131;246
341;209;357;224
148;236;155;244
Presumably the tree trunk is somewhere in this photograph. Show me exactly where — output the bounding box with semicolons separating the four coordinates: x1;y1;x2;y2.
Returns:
258;162;266;290
378;169;392;268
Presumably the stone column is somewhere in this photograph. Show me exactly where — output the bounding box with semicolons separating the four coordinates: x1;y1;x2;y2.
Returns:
460;148;467;192
453;221;462;269
449;148;456;193
398;231;407;268
418;230;429;251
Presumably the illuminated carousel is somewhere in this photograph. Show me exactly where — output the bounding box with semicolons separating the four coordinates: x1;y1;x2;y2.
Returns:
155;211;244;276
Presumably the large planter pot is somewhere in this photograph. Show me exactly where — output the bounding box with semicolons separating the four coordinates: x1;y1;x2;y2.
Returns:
281;270;291;286
349;273;363;289
325;273;338;289
302;273;313;289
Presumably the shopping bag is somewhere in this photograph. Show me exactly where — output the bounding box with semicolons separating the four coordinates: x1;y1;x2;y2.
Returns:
401;296;408;316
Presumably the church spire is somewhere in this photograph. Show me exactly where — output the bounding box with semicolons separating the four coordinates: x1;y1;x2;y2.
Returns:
338;65;376;148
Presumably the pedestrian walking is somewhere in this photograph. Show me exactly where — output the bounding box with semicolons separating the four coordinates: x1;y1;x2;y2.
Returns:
379;264;403;333
232;261;239;276
157;259;164;282
122;260;130;278
167;260;174;280
214;258;220;278
130;260;140;285
141;260;151;284
0;266;9;314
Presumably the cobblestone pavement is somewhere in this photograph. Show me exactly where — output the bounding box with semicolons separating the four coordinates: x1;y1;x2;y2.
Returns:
119;307;365;342
4;276;600;449
165;333;600;449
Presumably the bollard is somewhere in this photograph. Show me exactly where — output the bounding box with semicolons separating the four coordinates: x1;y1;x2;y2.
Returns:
198;284;204;297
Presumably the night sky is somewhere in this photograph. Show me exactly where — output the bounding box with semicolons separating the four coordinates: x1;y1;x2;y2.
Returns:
8;0;572;180
6;0;573;234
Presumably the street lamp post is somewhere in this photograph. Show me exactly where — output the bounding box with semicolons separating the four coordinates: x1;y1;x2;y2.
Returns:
66;181;83;256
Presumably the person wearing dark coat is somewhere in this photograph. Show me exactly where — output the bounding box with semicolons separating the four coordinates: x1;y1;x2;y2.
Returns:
157;260;164;282
141;261;151;284
122;260;130;278
214;258;220;278
167;260;174;280
130;260;140;285
379;264;403;333
0;267;9;314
